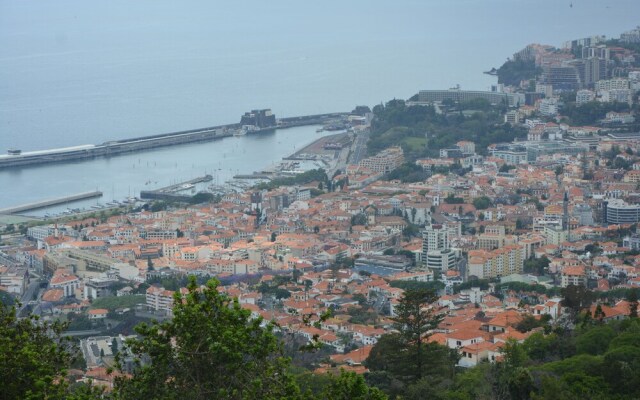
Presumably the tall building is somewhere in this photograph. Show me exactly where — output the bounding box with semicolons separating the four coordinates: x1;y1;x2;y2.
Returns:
604;199;640;224
562;192;569;231
621;26;640;44
581;46;610;61
468;245;524;279
565;57;608;88
422;224;450;254
422;224;456;271
541;66;581;91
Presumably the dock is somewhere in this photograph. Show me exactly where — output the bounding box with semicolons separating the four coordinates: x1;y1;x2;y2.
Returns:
0;191;103;215
233;174;273;180
140;175;212;202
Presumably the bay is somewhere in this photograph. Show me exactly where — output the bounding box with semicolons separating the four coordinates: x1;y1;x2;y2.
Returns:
0;0;638;210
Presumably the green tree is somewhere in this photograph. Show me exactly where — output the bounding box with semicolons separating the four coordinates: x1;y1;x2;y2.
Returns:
561;285;594;321
320;370;387;400
111;277;301;399
575;325;615;355
497;59;541;86
628;288;639;318
188;192;215;204
472;196;492;210
366;288;453;395
0;304;77;399
523;256;550;275
444;194;464;204
391;288;444;379
554;165;564;177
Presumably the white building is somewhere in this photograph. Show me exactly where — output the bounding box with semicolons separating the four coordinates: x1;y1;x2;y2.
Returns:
50;270;80;297
538;98;559;116
504;110;520;124
425;249;457;271
0;266;28;295
596;78;630;91
422;224;450;255
146;286;175;314
358;146;404;174
599;89;631;104
576;90;595;105
604;112;635;124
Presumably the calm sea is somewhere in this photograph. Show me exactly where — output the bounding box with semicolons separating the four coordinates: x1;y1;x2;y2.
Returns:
0;0;638;210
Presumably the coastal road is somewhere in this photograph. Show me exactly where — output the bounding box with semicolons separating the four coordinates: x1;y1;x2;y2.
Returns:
348;132;369;165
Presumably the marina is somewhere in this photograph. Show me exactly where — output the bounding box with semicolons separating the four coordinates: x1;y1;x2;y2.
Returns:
0;124;335;217
140;175;213;202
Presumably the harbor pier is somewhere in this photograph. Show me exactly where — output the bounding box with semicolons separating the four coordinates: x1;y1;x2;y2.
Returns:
0;191;103;215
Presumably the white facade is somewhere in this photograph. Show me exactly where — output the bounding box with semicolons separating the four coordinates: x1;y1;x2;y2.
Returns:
599;89;631;104
576;90;595;105
596;78;630;91
425;249;457;271
538;98;559;116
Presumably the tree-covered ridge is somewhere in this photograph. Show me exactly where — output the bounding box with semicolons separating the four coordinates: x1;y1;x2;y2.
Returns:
496;59;542;87
368;99;526;160
360;285;640;400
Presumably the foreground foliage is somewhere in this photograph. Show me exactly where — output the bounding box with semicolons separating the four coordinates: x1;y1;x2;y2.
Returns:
0;278;387;400
112;278;299;399
0;304;93;400
366;310;640;399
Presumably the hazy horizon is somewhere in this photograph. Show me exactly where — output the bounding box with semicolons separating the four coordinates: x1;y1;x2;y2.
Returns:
1;0;639;151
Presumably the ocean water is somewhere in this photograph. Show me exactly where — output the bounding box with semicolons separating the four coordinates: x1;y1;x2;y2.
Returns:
1;0;638;151
0;0;638;210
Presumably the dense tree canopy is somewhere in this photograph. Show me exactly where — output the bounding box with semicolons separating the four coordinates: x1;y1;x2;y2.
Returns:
0;304;84;400
369;99;526;160
365;289;457;398
111;277;301;399
560;100;630;126
496;59;541;86
256;169;329;191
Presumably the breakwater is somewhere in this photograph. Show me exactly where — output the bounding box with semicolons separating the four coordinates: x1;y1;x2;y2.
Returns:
0;112;349;169
0;191;103;215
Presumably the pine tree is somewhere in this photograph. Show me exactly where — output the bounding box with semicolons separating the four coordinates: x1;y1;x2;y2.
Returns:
390;288;444;380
